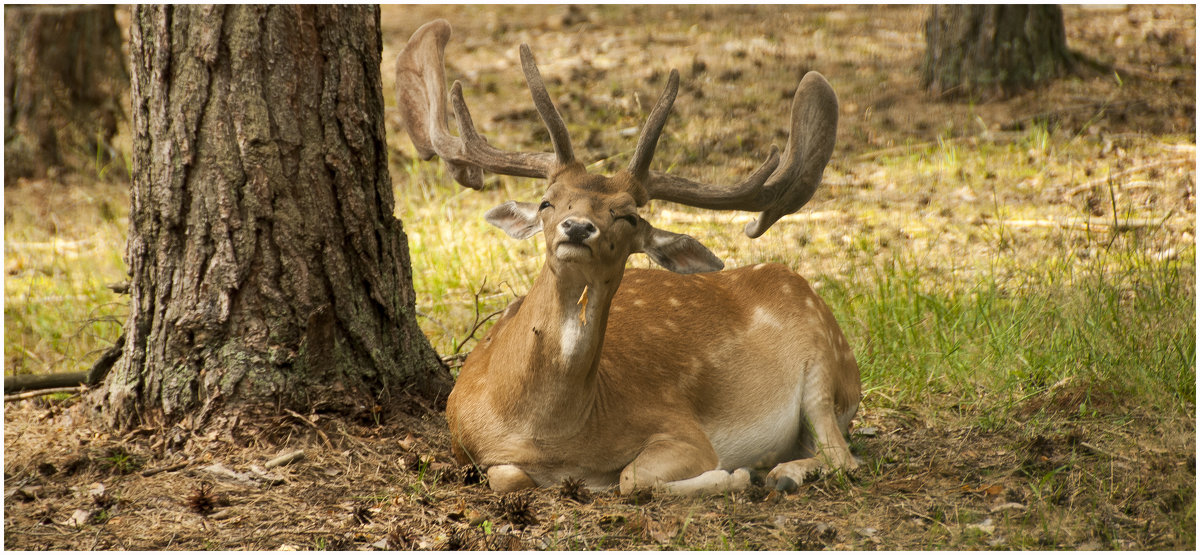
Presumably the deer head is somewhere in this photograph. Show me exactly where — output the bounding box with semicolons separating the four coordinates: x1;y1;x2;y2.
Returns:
395;20;838;268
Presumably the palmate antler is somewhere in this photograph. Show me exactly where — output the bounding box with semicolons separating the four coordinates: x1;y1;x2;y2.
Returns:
394;20;569;187
394;19;839;238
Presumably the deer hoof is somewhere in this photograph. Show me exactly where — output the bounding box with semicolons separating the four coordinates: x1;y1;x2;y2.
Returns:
772;476;798;493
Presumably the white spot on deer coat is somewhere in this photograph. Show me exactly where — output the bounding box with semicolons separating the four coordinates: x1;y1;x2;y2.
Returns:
751;306;783;330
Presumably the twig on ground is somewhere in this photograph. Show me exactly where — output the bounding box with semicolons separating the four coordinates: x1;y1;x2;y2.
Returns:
264;450;306;469
1080;441;1134;463
284;409;334;449
983;216;1173;232
141;460;189;477
5;386;84;402
1063;157;1193;198
4;374;86;395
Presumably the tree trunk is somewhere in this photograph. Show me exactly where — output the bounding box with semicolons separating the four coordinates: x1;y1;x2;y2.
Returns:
97;5;451;431
921;5;1075;99
3;5;127;185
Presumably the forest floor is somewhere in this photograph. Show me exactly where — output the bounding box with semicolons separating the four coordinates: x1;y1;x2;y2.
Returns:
5;5;1196;550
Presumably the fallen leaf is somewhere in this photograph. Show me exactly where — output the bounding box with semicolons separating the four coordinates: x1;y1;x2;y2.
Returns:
577;285;589;325
399;433;417;451
65;509;93;528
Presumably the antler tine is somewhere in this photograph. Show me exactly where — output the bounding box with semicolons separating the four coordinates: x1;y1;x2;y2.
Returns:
446;81;557;179
627;69;680;183
395;20;561;189
518;44;576;167
644;71;839;238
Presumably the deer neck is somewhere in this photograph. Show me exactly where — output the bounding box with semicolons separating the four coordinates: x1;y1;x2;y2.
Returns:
530;261;618;376
492;261;621;428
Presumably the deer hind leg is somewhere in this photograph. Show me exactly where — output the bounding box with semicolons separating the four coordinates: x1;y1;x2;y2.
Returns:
765;393;859;492
619;432;748;496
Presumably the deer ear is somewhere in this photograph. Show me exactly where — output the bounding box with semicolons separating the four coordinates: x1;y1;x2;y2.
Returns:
636;221;724;274
485;201;543;239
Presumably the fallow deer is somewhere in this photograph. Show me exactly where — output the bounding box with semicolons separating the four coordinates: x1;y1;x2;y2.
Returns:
396;20;860;495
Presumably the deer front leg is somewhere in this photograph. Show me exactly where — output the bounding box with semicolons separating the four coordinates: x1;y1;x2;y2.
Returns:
765;400;858;492
487;464;537;493
619;433;747;496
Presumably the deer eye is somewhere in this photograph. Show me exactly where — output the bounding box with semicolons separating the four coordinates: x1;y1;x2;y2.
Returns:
615;214;638;226
539;200;553;211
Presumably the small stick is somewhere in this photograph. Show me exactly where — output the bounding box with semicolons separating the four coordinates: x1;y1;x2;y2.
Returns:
141;460;189;477
4;386;83;402
4;373;86;394
984;217;1171;232
264;450;306;469
284;409;333;449
452;280;506;355
1063;157;1193;198
1080;441;1134;463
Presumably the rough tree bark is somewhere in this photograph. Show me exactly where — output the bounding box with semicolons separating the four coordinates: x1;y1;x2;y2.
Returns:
3;4;127;184
921;5;1075;99
96;5;451;431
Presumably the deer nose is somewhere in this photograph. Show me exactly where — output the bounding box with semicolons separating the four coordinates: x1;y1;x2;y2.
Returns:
560;218;597;243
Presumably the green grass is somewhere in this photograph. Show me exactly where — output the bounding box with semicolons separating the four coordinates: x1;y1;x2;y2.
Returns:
821;241;1195;418
5;180;129;376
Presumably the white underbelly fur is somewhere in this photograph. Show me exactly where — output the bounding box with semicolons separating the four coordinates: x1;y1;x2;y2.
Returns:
706;384;804;470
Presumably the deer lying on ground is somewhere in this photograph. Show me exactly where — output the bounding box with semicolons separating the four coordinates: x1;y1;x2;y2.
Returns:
396;20;860;495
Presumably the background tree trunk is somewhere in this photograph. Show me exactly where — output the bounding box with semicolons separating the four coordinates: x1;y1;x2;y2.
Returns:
921;5;1075;99
97;5;450;432
4;4;127;185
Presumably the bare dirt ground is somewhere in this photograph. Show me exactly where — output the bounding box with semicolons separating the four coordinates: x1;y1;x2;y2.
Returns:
5;5;1196;550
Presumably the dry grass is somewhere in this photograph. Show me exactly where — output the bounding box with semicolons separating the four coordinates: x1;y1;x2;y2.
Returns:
4;387;1193;550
